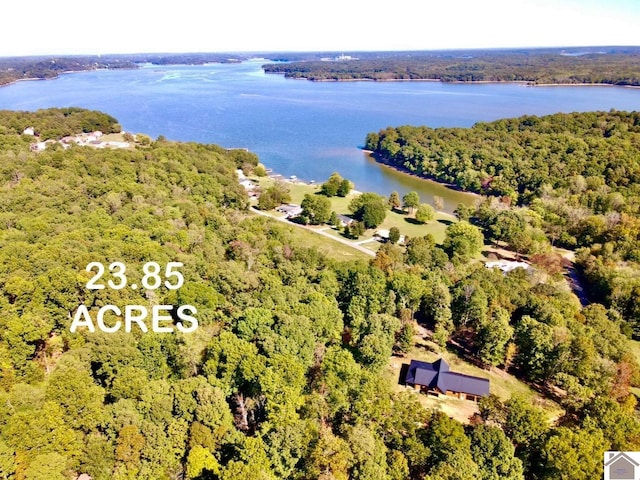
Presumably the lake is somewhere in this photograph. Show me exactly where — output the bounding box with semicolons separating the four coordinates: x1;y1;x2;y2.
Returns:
1;59;639;213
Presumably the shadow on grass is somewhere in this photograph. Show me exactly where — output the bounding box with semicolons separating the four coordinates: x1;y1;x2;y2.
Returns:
438;219;455;226
404;218;425;225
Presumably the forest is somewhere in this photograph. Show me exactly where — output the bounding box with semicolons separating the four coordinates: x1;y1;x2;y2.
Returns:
262;47;640;85
365;110;640;337
0;109;639;479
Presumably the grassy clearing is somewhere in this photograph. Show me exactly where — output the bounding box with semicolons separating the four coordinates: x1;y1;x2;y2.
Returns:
255;177;455;245
288;226;371;262
100;132;127;142
385;326;564;424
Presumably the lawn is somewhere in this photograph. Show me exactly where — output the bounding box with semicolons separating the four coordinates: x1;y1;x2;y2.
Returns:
287;226;372;262
254;176;455;246
385;325;564;424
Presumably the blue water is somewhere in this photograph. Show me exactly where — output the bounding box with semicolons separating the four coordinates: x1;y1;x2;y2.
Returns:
1;60;639;212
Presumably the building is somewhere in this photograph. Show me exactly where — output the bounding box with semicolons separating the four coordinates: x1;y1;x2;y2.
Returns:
405;358;489;402
337;214;355;227
485;260;532;274
276;204;303;218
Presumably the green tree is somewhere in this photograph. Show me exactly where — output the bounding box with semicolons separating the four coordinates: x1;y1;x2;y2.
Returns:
349;221;366;238
320;172;344;196
45;357;106;431
476;307;514;367
389;226;401;244
443;221;485;262
402;191;420;214
454;203;473;221
514;316;554;381
503;396;549;449
186;445;220;479
362;201;387;229
0;440;15;480
469;425;524;480
329;210;340;228
306;428;353;480
541;426;607;480
115;425;145;474
415;203;436;223
349;192;388;229
81;433;116;480
258;181;291;210
254;163;267;177
301;193;332;224
425;412;480;479
337;178;352;197
24;453;68;480
388;191;402;210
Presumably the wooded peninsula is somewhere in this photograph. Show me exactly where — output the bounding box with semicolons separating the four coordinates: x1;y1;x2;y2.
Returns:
1;108;639;479
262;47;640;85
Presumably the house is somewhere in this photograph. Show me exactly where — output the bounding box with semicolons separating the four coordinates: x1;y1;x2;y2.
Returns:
236;169;246;180
30;139;57;151
405;358;489;402
485;260;532;274
276;204;303;218
337;214;355;227
604;452;638;480
22;127;35;136
239;179;256;191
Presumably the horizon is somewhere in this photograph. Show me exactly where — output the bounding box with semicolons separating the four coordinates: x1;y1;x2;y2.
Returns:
2;45;639;60
2;0;639;57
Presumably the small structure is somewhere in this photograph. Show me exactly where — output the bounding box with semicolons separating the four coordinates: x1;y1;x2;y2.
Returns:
276;204;303;218
239;179;256;191
604;452;638;479
337;214;355;227
236;169;246;180
30;139;56;152
374;229;390;241
22;127;35;136
485;260;532;274
405;358;489;402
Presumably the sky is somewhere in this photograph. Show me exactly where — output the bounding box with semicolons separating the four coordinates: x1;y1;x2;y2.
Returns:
2;0;639;56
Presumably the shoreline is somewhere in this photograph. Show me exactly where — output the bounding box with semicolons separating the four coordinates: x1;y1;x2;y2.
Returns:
271;72;640;88
0;66;137;89
364;149;483;199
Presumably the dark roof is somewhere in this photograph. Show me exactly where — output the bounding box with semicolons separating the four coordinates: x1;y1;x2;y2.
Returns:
406;358;489;397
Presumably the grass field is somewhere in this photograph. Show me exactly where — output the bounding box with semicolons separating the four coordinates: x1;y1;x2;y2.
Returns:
287;225;372;262
254;176;456;246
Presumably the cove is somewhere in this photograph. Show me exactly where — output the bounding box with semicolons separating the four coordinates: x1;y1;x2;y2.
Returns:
1;59;638;213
